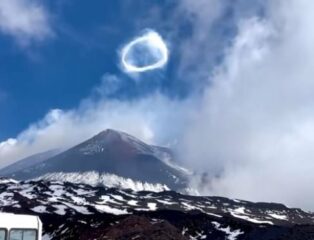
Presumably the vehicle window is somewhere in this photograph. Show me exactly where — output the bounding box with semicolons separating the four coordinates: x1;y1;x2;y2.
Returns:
9;230;22;240
0;230;6;240
10;229;37;240
23;230;37;240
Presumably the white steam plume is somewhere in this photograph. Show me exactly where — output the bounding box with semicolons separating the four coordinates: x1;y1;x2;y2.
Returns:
179;0;314;210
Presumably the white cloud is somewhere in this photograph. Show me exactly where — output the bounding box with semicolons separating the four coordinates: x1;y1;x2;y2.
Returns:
0;0;53;45
175;0;225;82
179;0;314;210
174;0;266;89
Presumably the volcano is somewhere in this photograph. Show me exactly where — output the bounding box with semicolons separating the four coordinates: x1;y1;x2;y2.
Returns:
0;129;189;191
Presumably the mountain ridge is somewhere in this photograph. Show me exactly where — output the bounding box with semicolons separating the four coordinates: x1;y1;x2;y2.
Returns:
0;149;62;176
0;129;189;191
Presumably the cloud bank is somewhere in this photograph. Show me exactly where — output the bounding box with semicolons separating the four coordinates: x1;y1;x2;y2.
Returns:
2;0;314;211
178;0;314;210
0;0;53;45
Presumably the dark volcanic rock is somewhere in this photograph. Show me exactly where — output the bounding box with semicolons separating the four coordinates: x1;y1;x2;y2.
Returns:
1;178;314;239
80;215;188;240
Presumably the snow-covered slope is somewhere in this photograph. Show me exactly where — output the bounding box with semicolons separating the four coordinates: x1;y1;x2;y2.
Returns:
36;171;169;192
1;178;314;240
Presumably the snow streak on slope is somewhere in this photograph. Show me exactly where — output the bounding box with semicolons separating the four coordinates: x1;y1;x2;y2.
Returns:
36;171;169;192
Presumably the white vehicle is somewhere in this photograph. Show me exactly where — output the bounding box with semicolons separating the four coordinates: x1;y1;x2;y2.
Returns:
0;213;42;240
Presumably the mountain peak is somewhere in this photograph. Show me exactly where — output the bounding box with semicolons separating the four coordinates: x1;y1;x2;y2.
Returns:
79;129;153;156
95;129;125;142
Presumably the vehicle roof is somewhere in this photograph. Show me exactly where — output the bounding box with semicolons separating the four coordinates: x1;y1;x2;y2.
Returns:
0;213;41;230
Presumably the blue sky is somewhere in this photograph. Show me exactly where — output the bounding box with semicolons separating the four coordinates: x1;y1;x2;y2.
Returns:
0;0;178;140
0;0;261;141
0;1;133;139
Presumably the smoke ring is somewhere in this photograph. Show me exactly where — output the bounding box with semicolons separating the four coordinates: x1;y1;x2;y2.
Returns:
121;30;169;73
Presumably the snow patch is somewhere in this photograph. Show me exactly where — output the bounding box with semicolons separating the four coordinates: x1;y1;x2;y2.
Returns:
212;222;244;240
230;208;274;225
32;205;48;214
36;172;169;192
94;204;128;215
147;202;157;211
268;213;288;220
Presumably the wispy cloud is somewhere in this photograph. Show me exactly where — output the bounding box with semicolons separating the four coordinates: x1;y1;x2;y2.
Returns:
0;0;53;45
